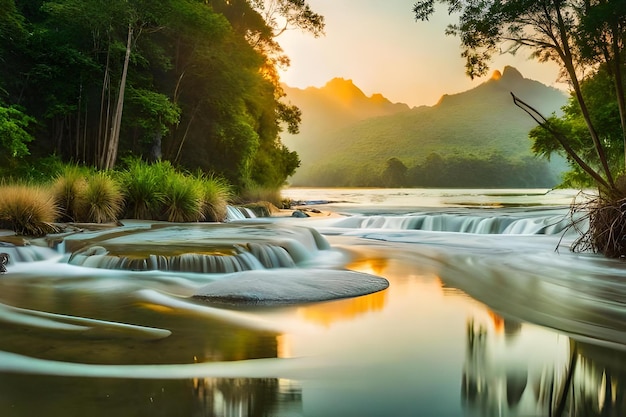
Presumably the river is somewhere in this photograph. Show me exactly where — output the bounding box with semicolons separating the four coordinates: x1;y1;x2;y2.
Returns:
0;187;623;417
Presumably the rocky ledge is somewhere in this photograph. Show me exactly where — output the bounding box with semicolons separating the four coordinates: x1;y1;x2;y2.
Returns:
192;268;389;306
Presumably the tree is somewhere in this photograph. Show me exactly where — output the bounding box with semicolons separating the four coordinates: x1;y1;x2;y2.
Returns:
382;157;408;187
0;104;34;161
413;0;626;195
1;0;317;190
414;0;626;256
531;67;625;187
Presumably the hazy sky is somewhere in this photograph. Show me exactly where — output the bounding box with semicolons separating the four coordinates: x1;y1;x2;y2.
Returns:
277;0;563;107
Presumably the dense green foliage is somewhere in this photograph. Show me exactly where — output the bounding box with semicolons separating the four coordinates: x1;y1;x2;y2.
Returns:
531;68;626;188
0;0;320;189
301;153;559;188
414;0;626;195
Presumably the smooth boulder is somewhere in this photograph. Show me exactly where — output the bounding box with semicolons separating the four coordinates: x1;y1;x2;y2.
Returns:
193;268;389;306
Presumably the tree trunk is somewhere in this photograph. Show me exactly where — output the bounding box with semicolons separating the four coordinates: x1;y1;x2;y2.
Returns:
610;28;626;170
97;46;112;168
554;1;615;189
103;23;133;170
512;93;612;190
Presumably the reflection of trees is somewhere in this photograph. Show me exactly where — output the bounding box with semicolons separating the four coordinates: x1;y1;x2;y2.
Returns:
462;317;529;415
191;378;302;417
0;374;302;417
462;313;626;417
554;342;626;416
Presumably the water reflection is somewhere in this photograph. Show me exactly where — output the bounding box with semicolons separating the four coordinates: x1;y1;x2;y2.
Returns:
559;342;626;416
1;208;625;416
192;378;302;417
0;374;303;417
462;311;626;417
0;285;281;365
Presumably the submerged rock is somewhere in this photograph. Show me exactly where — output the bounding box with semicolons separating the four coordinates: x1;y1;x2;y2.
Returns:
192;268;389;306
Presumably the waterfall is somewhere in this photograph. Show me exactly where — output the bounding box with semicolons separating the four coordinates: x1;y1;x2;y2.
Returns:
332;210;579;235
15;222;338;273
0;241;59;263
226;206;257;221
67;242;299;273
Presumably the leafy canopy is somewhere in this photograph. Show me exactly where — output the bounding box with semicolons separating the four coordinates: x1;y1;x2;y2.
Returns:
414;0;626;194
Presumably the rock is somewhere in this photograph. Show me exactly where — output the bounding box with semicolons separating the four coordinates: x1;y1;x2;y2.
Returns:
0;253;8;274
292;210;310;218
192;268;389;306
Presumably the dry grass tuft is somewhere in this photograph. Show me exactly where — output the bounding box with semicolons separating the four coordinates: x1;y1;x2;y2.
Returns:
52;165;88;222
82;172;124;223
0;183;60;236
198;174;232;222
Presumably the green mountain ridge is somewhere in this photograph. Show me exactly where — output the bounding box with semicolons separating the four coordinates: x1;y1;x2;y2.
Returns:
282;66;568;187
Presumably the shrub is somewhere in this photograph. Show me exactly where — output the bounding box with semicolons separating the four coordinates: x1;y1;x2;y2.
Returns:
162;174;204;222
0;183;59;236
81;172;124;223
51;164;90;222
118;158;166;220
197;173;232;222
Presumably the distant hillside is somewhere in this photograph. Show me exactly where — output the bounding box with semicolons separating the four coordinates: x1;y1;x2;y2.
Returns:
281;78;411;160
282;66;568;187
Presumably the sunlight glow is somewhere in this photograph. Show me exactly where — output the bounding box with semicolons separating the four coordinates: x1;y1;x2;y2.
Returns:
277;1;564;106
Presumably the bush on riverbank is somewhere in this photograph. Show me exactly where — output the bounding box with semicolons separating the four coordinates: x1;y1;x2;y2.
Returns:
118;159;232;222
1;160;236;235
52;164;90;222
0;183;59;236
162;173;204;222
82;172;125;223
197;173;232;223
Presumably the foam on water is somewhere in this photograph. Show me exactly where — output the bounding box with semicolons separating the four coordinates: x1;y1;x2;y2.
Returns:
329;208;579;235
325;224;625;348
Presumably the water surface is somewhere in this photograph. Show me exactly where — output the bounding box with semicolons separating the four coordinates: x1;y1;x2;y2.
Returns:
0;188;623;417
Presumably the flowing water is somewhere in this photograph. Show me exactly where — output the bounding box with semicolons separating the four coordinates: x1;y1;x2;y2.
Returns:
0;188;624;417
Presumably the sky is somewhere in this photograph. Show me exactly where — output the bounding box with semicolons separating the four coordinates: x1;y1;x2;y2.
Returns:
277;0;564;107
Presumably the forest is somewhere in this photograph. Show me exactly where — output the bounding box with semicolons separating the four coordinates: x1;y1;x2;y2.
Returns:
0;0;323;190
297;153;561;188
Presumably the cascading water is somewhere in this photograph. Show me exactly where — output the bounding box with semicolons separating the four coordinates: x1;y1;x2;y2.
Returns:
64;222;336;273
226;206;258;221
332;207;580;235
0;188;623;417
0;241;60;263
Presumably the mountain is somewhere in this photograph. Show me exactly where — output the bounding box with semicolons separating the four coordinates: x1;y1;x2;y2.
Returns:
281;78;411;155
282;66;568;187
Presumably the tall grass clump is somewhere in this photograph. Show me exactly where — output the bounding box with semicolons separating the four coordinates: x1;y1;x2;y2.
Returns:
197;173;232;222
162;174;204;222
81;172;124;223
116;158;234;222
51;164;90;222
118;158;167;220
0;182;59;236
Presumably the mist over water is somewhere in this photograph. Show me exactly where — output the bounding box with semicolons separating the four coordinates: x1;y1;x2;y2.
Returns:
0;188;623;416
